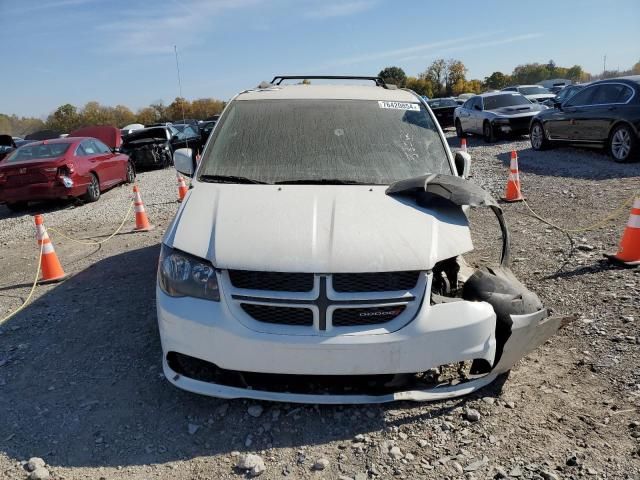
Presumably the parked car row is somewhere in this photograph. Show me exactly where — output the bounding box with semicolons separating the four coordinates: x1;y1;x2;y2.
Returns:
448;76;640;162
0;126;134;211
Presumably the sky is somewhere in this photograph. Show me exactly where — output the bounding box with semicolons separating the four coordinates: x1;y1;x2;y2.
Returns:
1;0;639;118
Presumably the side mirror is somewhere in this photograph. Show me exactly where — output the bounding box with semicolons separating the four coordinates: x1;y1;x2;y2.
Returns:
454;151;471;179
174;148;194;177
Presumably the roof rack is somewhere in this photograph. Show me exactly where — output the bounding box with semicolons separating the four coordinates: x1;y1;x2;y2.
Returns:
270;75;389;89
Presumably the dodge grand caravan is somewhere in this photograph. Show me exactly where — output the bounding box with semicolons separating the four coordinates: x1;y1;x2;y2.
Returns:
156;75;565;403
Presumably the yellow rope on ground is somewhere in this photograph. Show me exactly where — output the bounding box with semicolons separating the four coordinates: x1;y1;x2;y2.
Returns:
518;186;638;234
0;243;43;326
48;200;134;246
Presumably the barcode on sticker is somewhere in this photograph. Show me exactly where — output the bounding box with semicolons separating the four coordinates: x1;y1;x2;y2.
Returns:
378;101;420;111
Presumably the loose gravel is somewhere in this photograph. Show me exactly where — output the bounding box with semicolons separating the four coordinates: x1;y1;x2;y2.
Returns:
0;133;639;480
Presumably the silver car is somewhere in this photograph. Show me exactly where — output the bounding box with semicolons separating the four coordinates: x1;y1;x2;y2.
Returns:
454;92;547;142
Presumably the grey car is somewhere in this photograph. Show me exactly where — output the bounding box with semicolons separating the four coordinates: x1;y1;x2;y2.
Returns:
454;92;548;142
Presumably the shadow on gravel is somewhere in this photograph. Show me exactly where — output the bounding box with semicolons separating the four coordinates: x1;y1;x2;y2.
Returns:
497;147;640;180
0;199;78;221
0;244;501;469
544;259;634;280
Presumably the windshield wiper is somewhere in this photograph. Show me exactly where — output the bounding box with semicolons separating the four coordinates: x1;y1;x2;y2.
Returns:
275;179;372;185
199;174;267;184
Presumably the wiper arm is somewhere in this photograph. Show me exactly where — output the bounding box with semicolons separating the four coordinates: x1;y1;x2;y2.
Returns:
275;179;371;185
199;174;267;184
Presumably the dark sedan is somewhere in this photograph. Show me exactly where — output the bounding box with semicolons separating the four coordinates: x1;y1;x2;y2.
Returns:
530;76;640;162
426;98;458;128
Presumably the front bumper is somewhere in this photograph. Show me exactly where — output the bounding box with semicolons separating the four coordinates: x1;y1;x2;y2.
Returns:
493;115;537;135
157;288;562;403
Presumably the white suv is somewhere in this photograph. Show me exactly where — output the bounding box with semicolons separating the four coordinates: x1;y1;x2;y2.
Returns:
157;75;563;403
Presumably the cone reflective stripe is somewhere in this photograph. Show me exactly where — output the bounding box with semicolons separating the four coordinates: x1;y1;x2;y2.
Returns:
610;197;640;265
503;150;524;202
460;138;467;152
34;215;66;282
177;174;188;202
133;185;153;231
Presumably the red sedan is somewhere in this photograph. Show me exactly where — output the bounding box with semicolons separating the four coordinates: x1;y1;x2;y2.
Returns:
0;126;134;211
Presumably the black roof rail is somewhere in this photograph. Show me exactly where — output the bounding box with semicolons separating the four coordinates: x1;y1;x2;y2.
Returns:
270;75;389;88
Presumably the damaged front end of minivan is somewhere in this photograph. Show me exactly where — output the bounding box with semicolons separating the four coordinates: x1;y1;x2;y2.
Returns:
382;173;569;401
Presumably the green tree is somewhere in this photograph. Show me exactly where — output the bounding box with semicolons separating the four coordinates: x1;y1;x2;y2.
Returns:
484;71;511;89
405;76;433;97
112;105;136;127
445;59;467;95
190;98;225;119
378;66;407;87
136;107;158;125
423;59;447;96
46;103;80;132
167;97;192;121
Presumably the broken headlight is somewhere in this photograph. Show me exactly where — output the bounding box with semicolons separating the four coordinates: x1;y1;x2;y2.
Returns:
158;245;220;301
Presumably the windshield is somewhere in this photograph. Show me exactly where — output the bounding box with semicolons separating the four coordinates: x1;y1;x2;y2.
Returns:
519;86;551;95
483;94;531;110
6;143;71;162
427;99;458;108
199;99;451;184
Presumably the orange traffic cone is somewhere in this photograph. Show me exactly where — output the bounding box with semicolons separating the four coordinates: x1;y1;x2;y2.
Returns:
133;185;153;232
607;196;640;266
34;215;66;283
177;174;188;202
503;150;524;202
460;138;467;152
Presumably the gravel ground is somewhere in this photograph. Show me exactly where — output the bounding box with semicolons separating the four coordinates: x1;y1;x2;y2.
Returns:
0;133;639;480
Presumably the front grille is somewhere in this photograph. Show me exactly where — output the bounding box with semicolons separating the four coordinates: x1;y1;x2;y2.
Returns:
333;305;406;326
333;271;420;292
508;116;534;132
241;304;313;326
229;270;314;292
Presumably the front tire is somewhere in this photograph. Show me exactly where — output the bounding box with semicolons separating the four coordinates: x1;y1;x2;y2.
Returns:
455;119;465;138
483;121;496;143
609;124;637;163
84;173;100;202
530;121;551;150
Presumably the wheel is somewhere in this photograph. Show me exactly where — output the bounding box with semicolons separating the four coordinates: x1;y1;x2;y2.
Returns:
530;121;551;150
125;161;135;184
609;124;637;163
483;121;496;143
5;201;28;212
455;119;465;138
83;173;100;202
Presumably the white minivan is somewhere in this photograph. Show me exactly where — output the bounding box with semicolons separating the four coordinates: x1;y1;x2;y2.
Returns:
156;76;563;404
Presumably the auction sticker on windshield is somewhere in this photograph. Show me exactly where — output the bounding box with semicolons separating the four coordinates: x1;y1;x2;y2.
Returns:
378;101;420;111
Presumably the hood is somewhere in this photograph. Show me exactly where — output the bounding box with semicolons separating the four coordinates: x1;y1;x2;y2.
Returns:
525;94;556;101
490;104;545;116
24;130;62;141
0;135;16;148
70;125;122;149
166;184;473;272
122;127;170;145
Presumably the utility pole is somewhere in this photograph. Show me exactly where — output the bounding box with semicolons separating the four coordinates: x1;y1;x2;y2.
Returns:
603;54;607;74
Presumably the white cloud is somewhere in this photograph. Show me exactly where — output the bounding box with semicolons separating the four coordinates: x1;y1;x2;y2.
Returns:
397;33;544;62
304;0;376;19
4;0;97;14
97;0;264;55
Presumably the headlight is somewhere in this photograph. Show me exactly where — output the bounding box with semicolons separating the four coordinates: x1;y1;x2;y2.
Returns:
158;245;220;301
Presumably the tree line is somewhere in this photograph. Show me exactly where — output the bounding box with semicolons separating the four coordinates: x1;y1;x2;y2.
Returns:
380;58;640;97
0;97;225;137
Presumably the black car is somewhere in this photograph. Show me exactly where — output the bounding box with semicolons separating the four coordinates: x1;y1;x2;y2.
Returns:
0;135;17;161
542;84;585;107
198;120;217;142
120;125;202;169
530;76;640;162
426;98;458;128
